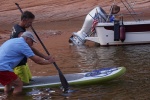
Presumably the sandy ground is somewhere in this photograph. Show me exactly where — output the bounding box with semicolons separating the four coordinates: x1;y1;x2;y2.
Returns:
0;0;149;23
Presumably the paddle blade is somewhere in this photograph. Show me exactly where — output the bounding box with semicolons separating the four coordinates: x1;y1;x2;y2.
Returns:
53;62;69;92
59;73;69;92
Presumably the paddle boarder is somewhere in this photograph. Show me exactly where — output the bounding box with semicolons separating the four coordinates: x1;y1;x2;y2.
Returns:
0;31;55;95
10;11;50;84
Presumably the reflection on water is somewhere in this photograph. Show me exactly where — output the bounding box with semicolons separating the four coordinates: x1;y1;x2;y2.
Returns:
1;43;150;99
65;44;150;100
70;44;150;71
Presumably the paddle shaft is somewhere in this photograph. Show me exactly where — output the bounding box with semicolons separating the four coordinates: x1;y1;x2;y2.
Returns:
15;3;69;92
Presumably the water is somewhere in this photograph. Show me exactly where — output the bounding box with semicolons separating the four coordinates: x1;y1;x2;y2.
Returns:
0;20;150;99
1;43;150;100
31;44;150;100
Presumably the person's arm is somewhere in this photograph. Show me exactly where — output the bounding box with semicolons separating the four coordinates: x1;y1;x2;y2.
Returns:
29;55;55;65
30;46;50;59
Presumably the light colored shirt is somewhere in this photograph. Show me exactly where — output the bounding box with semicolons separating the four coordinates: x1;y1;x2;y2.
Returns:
0;37;35;72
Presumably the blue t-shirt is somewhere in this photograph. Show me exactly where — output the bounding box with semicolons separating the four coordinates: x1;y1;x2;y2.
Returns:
0;37;35;72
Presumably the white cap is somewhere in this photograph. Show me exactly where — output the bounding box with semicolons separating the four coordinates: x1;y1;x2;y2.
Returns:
21;31;37;43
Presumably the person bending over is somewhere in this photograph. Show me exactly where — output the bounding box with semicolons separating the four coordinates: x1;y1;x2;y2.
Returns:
0;31;55;95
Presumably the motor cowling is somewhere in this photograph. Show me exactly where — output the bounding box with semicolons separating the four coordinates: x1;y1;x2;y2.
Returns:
69;7;108;45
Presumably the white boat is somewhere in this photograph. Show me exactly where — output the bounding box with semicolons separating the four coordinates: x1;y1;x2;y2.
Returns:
87;20;150;46
69;1;150;46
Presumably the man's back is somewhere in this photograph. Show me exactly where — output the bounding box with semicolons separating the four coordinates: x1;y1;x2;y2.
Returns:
0;37;34;71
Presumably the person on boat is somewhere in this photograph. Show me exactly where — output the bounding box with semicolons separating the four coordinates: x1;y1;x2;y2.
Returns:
10;11;50;84
0;31;55;95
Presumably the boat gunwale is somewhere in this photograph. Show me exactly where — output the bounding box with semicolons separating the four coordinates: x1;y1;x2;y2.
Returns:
96;20;150;27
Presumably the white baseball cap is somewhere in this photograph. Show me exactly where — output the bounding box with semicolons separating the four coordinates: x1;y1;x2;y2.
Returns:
21;31;37;43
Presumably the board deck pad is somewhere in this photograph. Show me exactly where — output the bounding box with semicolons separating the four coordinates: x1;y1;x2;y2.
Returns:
0;67;126;89
85;67;118;77
28;74;84;85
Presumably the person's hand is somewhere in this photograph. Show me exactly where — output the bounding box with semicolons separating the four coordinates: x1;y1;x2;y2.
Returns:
44;55;51;60
47;56;55;64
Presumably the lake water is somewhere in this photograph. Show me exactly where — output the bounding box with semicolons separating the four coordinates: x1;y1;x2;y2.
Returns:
0;20;150;100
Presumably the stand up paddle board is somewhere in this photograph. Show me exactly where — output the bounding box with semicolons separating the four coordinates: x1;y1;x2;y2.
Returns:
0;67;126;89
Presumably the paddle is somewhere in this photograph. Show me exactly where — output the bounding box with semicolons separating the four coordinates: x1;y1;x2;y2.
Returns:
15;3;69;92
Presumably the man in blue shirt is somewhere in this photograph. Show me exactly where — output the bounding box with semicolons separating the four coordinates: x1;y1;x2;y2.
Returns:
0;31;55;95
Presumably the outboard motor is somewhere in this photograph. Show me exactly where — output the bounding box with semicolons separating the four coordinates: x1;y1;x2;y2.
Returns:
69;7;108;45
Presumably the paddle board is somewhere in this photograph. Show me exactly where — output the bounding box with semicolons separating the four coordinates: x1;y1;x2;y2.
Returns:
0;67;126;89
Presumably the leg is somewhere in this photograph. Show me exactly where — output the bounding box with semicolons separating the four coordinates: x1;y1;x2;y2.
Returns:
11;77;23;95
0;71;23;95
4;84;13;95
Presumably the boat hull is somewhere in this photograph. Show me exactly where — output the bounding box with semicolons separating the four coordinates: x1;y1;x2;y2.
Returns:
85;21;150;46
